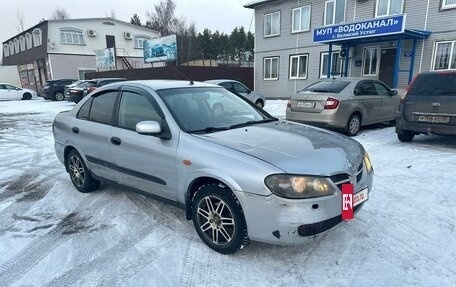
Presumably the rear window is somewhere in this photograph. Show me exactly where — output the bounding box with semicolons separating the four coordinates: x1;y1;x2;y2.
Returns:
408;73;456;96
301;80;350;93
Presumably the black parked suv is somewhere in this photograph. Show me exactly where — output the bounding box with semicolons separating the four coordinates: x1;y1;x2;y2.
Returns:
41;79;77;101
65;78;126;103
396;71;456;142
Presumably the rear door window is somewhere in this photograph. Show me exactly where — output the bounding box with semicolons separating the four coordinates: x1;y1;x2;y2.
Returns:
88;91;118;125
408;73;456;96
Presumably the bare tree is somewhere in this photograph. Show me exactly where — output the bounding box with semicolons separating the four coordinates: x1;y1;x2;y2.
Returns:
16;10;25;32
51;7;70;20
145;0;178;36
106;9;116;19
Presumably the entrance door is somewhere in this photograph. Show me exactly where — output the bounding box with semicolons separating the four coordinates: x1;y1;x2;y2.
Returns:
106;35;115;49
379;48;397;87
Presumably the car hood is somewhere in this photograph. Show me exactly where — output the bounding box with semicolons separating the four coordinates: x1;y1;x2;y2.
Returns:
194;120;364;175
23;88;37;94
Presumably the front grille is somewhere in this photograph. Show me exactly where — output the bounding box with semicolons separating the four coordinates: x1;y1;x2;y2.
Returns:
330;173;350;191
356;162;363;183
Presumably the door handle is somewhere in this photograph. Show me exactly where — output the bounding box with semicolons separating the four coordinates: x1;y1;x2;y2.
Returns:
72;127;79;134
111;137;121;145
360;100;365;104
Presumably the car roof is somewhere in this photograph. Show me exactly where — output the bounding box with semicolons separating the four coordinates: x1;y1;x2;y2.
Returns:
205;79;240;84
120;80;219;91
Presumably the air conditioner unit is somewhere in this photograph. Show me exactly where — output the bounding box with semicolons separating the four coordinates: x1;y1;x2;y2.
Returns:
87;29;96;37
124;32;132;40
339;47;354;58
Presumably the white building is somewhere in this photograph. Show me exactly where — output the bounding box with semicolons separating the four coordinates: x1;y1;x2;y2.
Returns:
2;17;160;89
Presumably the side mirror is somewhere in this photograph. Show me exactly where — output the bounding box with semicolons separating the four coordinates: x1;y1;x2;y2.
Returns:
247;89;251;94
135;120;172;140
136;121;162;135
391;89;398;96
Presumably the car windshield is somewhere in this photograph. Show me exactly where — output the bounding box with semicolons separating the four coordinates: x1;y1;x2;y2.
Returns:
157;87;276;133
75;81;88;88
301;80;351;93
408;73;456;96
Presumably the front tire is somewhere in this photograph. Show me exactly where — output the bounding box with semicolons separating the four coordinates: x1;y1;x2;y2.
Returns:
22;93;32;100
346;114;361;136
192;184;249;254
66;149;100;193
54;92;65;101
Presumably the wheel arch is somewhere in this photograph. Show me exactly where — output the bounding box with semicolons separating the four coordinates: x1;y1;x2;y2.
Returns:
184;173;242;220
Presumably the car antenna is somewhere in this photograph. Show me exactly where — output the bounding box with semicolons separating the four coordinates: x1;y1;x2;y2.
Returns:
171;65;194;85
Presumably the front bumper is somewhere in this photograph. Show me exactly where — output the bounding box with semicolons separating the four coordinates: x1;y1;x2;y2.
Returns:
234;171;373;245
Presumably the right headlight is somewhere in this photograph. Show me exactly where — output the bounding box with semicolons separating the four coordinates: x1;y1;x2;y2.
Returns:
364;152;373;173
264;174;336;199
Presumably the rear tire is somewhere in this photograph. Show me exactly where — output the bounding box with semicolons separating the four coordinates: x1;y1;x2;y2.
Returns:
54;92;65;101
346;114;361;136
22;93;32;100
66;149;100;193
397;130;415;142
191;184;249;254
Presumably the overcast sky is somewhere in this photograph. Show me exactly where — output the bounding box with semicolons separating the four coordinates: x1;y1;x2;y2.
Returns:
1;0;255;44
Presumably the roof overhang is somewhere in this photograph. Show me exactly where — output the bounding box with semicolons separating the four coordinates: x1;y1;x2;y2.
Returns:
244;0;281;9
327;29;431;47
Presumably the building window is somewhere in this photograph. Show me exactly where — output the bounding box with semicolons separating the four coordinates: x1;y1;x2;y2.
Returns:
289;54;309;79
14;38;20;53
19;36;26;51
362;47;379;76
264;11;280;37
324;0;345;26
433;41;456;70
9;41;14;55
264;57;279;80
3;44;9;57
320;52;344;78
375;0;404;17
441;0;456;9
60;29;84;45
32;28;42;47
25;33;32;49
292;6;311;33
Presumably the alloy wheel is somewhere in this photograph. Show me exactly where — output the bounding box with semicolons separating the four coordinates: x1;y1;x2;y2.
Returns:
196;195;236;245
69;155;85;187
55;92;64;101
349;117;360;135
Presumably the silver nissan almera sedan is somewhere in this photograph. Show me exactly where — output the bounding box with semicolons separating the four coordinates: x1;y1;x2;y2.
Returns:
53;80;373;254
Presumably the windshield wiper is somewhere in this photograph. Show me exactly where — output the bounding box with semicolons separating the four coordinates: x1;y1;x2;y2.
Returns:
188;126;229;134
228;118;278;130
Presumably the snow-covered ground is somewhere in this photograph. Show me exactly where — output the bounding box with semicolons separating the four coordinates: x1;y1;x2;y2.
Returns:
0;98;455;287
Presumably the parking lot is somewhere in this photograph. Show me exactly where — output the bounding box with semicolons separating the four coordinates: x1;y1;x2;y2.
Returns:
0;99;455;286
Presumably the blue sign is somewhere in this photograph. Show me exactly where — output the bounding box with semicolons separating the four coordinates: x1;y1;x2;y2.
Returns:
313;14;406;43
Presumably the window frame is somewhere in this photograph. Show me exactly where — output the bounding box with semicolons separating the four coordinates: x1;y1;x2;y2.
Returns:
3;44;9;57
25;33;32;49
292;5;311;33
319;51;344;78
32;28;42;47
19;36;26;51
324;0;346;26
432;40;456;71
9;41;14;55
362;46;380;76
60;28;85;45
441;0;456;10
375;0;404;17
289;54;309;79
263;57;280;80
264;11;281;37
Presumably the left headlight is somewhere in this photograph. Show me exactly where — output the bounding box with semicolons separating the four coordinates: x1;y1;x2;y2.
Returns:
364;152;373;173
264;174;336;199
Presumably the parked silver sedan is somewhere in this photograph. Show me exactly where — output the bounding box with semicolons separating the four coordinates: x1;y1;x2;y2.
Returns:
53;80;373;254
286;78;400;136
205;79;266;108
